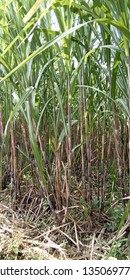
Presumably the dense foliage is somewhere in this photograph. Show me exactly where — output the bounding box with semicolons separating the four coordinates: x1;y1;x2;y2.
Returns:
0;0;130;248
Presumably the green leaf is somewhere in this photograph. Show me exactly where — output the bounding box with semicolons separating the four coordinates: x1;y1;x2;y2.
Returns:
3;87;34;138
0;21;92;84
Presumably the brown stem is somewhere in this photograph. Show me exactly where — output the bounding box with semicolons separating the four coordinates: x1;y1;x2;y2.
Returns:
67;74;71;190
112;104;125;208
80;68;85;191
0;106;3;191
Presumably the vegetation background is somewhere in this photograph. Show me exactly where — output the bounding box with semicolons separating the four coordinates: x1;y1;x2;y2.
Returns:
0;0;130;259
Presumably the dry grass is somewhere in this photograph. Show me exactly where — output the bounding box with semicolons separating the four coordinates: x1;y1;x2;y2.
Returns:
0;182;129;260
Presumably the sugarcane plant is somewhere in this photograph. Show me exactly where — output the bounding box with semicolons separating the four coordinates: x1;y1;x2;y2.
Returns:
0;0;130;220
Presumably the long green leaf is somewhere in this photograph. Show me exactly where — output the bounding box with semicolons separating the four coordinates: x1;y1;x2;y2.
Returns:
0;21;93;84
